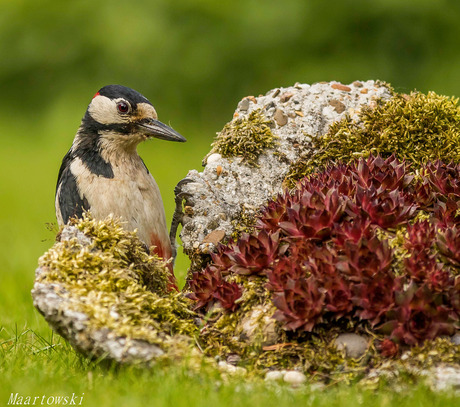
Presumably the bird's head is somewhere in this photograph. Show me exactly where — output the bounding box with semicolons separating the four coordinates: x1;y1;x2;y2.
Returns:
79;85;186;153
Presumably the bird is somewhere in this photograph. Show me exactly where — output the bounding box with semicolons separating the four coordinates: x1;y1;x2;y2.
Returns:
55;84;186;277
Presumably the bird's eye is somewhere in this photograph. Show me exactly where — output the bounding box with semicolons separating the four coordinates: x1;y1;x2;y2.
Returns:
117;101;130;114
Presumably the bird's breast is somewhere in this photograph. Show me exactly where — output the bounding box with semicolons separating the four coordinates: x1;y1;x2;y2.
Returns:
70;156;171;258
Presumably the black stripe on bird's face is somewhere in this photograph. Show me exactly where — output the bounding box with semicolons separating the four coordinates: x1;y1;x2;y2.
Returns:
82;111;136;135
69;113;115;178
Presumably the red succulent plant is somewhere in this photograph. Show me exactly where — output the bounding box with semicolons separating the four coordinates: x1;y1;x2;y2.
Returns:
187;266;243;311
212;230;280;275
379;338;399;358
272;276;325;331
187;154;460;349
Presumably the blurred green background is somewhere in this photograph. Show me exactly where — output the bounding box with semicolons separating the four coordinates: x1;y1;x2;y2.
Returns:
1;0;460;352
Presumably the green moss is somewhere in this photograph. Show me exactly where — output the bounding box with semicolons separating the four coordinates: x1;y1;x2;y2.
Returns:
375;225;410;276
230;205;258;241
405;338;460;368
209;109;277;167
38;215;198;354
200;275;274;358
285;91;460;188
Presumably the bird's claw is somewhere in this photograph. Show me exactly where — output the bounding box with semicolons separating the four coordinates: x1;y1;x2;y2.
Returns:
170;178;195;260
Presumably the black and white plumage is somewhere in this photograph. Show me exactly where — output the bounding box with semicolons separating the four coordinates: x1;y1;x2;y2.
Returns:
55;85;186;264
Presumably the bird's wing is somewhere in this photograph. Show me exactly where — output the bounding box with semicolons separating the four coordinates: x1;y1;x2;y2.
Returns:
56;151;90;224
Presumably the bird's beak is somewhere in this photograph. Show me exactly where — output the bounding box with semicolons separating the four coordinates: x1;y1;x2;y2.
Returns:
137;119;186;142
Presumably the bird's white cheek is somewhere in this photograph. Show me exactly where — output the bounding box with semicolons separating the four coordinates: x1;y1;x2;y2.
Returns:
88;95;126;125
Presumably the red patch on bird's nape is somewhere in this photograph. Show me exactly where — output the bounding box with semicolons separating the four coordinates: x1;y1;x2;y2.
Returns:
150;233;178;292
92;91;100;99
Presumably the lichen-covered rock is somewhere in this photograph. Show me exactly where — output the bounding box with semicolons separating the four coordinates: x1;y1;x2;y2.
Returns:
32;217;198;365
177;81;392;265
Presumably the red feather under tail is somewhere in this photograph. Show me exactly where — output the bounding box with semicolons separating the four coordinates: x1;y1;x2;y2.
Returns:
150;233;178;292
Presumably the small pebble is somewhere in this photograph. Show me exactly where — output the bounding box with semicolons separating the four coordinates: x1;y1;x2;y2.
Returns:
264;101;276;110
226;354;241;365
334;333;368;359
273;108;288;126
239;98;250;111
279;91;294;103
329;99;346;113
283;371;306;385
207;153;222;165
265;371;284;381
218;361;236;373
331;83;351;92
202;230;226;245
451;333;460;345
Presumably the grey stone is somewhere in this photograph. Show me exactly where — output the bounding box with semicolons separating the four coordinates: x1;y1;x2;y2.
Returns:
238;98;250;111
175;81;392;261
334;333;369;359
451;333;460;345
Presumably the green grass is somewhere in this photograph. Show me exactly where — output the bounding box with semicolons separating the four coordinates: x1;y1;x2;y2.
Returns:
1;326;459;407
0;107;459;406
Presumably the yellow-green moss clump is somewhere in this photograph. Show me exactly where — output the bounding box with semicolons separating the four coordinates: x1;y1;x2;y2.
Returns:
209;109;277;167
285;91;460;188
38;215;198;352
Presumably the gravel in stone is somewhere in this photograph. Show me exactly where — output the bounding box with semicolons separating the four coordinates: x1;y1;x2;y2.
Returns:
273;108;288;126
177;81;392;258
279;91;294;102
331;83;352;92
238;98;250;111
202;229;226;245
329;99;346;113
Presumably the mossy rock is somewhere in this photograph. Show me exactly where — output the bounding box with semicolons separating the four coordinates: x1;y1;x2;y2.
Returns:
32;215;199;365
285;91;460;188
33;81;460;388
